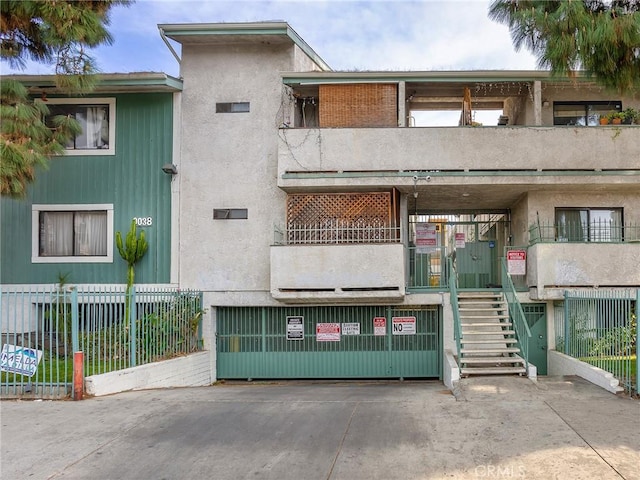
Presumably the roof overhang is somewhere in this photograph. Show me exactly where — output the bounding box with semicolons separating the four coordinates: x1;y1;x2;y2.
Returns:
5;73;183;93
282;70;597;86
158;21;331;72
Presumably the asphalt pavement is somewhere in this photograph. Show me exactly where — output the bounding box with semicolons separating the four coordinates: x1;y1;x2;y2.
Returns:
1;376;638;480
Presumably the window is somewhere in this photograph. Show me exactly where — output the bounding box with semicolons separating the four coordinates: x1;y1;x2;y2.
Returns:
555;208;622;242
553;101;621;126
216;102;250;113
213;208;248;220
45;98;115;155
32;204;114;263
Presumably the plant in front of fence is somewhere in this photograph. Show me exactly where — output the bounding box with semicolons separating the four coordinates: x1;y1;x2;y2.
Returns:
137;292;204;364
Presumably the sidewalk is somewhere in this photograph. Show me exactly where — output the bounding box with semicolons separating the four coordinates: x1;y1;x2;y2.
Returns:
1;376;638;480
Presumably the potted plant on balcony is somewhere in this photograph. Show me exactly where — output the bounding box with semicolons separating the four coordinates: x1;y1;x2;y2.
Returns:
621;107;639;125
606;110;624;125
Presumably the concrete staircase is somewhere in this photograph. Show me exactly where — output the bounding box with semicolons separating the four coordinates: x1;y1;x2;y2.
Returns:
457;291;526;376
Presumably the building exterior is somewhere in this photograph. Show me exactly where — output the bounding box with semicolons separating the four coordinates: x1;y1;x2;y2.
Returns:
1;73;182;287
159;22;639;381
2;22;638;385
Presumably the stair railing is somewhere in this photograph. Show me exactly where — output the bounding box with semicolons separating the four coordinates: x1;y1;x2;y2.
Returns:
448;257;462;360
501;258;532;372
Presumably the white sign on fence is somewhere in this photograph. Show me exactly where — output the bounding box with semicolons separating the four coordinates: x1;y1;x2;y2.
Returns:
392;317;416;335
0;344;43;377
287;316;304;340
342;323;360;335
507;250;527;275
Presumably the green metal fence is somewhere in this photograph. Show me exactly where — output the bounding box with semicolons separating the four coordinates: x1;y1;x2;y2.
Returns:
558;289;638;395
217;305;441;379
501;259;532;372
1;285;203;399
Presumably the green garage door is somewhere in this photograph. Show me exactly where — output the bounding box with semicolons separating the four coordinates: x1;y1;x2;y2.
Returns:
216;305;441;379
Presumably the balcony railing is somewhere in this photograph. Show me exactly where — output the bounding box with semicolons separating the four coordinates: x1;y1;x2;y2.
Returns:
274;223;401;245
529;221;640;244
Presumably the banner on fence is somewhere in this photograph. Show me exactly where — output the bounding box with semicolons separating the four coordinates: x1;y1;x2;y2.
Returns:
1;344;43;377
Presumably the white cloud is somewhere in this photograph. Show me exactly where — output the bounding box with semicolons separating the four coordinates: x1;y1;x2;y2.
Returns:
2;0;539;77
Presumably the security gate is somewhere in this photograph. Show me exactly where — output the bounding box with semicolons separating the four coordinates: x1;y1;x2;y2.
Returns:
216;305;441;379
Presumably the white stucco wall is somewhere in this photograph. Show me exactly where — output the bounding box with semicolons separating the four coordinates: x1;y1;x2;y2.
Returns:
177;43;293;302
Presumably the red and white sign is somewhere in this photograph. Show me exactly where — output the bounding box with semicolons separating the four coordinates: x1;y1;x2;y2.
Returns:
455;232;466;248
392;317;416;335
373;317;386;336
507;250;527;275
316;322;341;341
415;223;438;254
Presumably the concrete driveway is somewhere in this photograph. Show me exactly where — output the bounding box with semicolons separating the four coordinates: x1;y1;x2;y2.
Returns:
1;376;638;480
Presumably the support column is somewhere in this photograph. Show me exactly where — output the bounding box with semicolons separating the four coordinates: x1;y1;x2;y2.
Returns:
533;80;542;126
398;81;406;127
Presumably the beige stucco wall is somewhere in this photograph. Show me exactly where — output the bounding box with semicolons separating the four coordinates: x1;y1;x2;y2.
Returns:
278;126;640;175
528;243;640;291
270;243;405;302
177;43;293;301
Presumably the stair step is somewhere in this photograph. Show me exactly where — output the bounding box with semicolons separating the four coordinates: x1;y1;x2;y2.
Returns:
459;306;507;311
460;348;521;354
461;322;512;327
461;366;527;375
461;330;516;336
458;292;502;298
462;338;518;344
460;356;524;365
460;315;510;320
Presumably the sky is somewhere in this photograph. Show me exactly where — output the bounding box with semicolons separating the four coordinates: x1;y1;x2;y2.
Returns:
3;0;541;125
3;0;540;78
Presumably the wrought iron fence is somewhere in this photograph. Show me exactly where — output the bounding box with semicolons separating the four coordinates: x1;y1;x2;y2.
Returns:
1;285;204;399
274;222;401;245
557;289;638;395
529;220;640;244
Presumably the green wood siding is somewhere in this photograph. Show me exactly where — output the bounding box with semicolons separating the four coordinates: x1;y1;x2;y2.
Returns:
1;93;174;284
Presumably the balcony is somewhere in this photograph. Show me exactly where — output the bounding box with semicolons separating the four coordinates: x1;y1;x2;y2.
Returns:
270;243;405;303
278;126;640;180
528;243;640;296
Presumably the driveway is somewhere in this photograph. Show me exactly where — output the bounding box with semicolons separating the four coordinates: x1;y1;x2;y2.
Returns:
1;376;638;479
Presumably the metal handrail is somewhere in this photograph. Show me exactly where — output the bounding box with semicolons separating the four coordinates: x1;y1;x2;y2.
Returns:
501;258;531;371
448;257;462;360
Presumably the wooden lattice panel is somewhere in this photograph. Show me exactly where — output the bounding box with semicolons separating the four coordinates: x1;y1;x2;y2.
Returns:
287;192;392;227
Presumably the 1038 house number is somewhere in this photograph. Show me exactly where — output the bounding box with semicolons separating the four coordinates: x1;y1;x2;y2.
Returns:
133;217;153;227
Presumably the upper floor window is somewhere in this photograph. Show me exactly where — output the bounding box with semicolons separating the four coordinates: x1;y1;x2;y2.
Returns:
45;98;116;155
32;204;114;263
555;208;622;242
553;101;621;126
216;102;250;113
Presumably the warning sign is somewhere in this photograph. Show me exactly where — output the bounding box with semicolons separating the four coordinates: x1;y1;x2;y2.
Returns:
392;317;416;335
373;317;386;336
342;323;360;335
316;323;341;341
507;250;527;275
286;316;304;340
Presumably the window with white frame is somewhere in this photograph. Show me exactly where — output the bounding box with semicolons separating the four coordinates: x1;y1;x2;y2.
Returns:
45;98;116;155
555;207;623;242
32;204;114;263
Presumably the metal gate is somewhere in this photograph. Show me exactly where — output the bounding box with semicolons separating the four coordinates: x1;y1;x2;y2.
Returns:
216;305;441;379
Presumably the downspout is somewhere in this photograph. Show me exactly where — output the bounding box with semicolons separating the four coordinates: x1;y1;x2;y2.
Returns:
159;27;182;68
